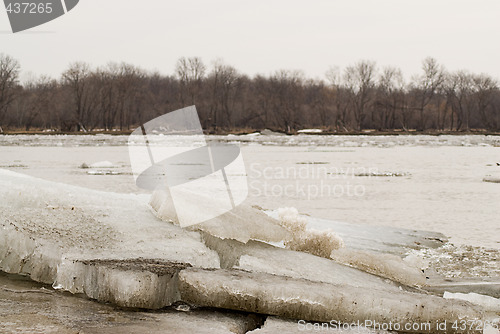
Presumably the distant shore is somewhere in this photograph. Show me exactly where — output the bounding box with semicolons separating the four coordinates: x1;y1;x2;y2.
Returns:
1;129;500;136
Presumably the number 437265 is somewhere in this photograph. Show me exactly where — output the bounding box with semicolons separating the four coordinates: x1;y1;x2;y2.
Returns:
6;2;53;14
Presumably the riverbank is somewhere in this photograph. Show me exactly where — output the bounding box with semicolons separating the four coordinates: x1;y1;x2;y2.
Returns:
1;128;500;136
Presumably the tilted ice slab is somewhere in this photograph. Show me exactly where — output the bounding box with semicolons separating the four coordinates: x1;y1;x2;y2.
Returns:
201;233;414;292
444;292;500;313
150;189;289;243
267;211;447;256
179;268;484;334
0;169;220;308
272;207;427;287
331;248;427;287
425;278;500;299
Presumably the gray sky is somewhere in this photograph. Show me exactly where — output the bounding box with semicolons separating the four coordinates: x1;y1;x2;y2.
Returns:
1;0;499;82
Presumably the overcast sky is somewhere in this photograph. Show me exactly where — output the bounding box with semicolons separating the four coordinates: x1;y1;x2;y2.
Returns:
1;0;499;82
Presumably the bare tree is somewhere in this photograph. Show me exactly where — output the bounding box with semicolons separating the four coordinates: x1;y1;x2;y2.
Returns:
472;73;498;130
175;57;206;106
376;66;404;130
2;55;500;134
61;62;98;131
326;67;350;131
251;75;274;128
269;69;304;133
94;68;117;130
208;59;240;130
16;75;56;130
411;57;445;130
112;63;144;130
0;53;20;132
445;71;474;130
344;60;376;130
304;79;332;128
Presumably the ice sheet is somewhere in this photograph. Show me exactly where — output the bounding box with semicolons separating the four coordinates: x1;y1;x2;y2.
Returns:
268;210;448;256
179;267;484;334
150;189;289;243
201;233;419;292
0;169;220;308
443;292;500;313
331;248;427;287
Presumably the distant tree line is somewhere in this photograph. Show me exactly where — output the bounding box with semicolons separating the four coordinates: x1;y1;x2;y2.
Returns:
1;53;499;133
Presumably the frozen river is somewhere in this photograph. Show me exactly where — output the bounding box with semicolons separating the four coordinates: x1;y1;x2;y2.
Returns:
1;134;499;249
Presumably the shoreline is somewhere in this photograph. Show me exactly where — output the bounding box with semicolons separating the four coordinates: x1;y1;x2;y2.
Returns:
1;129;500;136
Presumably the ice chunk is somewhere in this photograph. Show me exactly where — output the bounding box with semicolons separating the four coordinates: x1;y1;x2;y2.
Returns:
297;129;323;133
443;292;500;313
201;233;410;292
89;161;116;168
178;268;484;334
425;279;500;300
86;170;120;175
0;224;36;275
151;189;289;243
191;205;290;243
55;258;189;309
268;210;448;256
331;248;427;287
0;169;220;308
354;171;410;177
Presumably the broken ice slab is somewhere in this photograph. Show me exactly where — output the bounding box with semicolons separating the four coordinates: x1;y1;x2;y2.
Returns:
330;248;427;287
425;278;500;299
150;189;289;243
267;211;447;256
443;292;500;313
191;204;290;244
55;259;190;309
178;268;484;334
201;233;411;292
0;169;220;308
